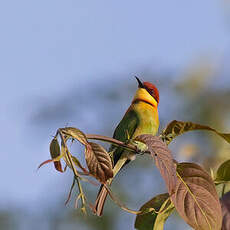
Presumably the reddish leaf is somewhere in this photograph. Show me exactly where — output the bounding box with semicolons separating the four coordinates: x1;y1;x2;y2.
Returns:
135;135;177;195
37;158;63;172
221;191;230;230
53;161;63;172
85;142;113;183
172;162;222;230
37;159;54;170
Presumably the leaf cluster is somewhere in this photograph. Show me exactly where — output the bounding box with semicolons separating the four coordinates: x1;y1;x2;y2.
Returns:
39;120;230;229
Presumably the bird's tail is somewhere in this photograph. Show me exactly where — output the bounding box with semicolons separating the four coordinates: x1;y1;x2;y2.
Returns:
94;184;109;216
94;155;128;216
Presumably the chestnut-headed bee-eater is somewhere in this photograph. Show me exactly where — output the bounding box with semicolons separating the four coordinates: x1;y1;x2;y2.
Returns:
95;77;160;216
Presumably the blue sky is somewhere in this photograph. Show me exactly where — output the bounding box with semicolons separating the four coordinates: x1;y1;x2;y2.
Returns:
1;0;230;229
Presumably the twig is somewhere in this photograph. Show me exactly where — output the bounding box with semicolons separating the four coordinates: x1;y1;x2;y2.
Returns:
58;129;87;215
222;183;226;197
103;184;158;215
65;177;76;205
86;134;140;153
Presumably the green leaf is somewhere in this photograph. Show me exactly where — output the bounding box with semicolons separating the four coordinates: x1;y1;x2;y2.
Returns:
154;198;174;230
216;160;230;183
135;193;174;230
216;183;230;197
61;127;88;145
49;137;63;172
71;155;89;174
161;120;230;145
50;137;61;158
172;162;222;230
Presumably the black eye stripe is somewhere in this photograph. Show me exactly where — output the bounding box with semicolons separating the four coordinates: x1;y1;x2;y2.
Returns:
145;87;154;95
144;87;158;103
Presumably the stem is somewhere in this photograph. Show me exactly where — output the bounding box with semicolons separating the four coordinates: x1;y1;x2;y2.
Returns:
58;129;87;215
65;177;76;205
103;184;158;215
86;134;138;152
222;183;226;197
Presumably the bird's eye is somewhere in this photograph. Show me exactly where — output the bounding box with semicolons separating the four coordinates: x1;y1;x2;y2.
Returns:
145;87;158;103
143;82;159;103
146;88;154;97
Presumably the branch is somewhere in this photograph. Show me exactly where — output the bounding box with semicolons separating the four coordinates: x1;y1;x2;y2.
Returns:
58;129;87;215
103;184;159;215
86;134;140;153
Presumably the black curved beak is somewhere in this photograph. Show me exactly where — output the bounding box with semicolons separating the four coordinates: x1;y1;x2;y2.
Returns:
135;76;144;88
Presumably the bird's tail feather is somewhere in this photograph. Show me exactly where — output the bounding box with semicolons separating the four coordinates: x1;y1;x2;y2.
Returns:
94;184;109;216
94;156;128;216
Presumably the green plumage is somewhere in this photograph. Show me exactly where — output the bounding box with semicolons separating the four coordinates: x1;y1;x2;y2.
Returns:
110;108;139;165
95;82;160;216
110;99;159;167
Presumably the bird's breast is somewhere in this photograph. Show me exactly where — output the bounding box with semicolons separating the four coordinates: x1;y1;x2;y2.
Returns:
132;101;159;138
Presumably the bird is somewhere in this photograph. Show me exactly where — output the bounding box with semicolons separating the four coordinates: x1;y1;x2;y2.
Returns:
94;77;160;216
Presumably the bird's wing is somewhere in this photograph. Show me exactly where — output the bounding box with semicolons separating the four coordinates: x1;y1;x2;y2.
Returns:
110;107;139;165
95;108;139;216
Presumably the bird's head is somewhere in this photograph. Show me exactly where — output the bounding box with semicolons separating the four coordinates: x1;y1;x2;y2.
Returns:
133;76;159;107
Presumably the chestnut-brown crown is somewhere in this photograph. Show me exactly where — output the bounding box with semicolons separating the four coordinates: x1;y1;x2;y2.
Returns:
143;82;159;104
